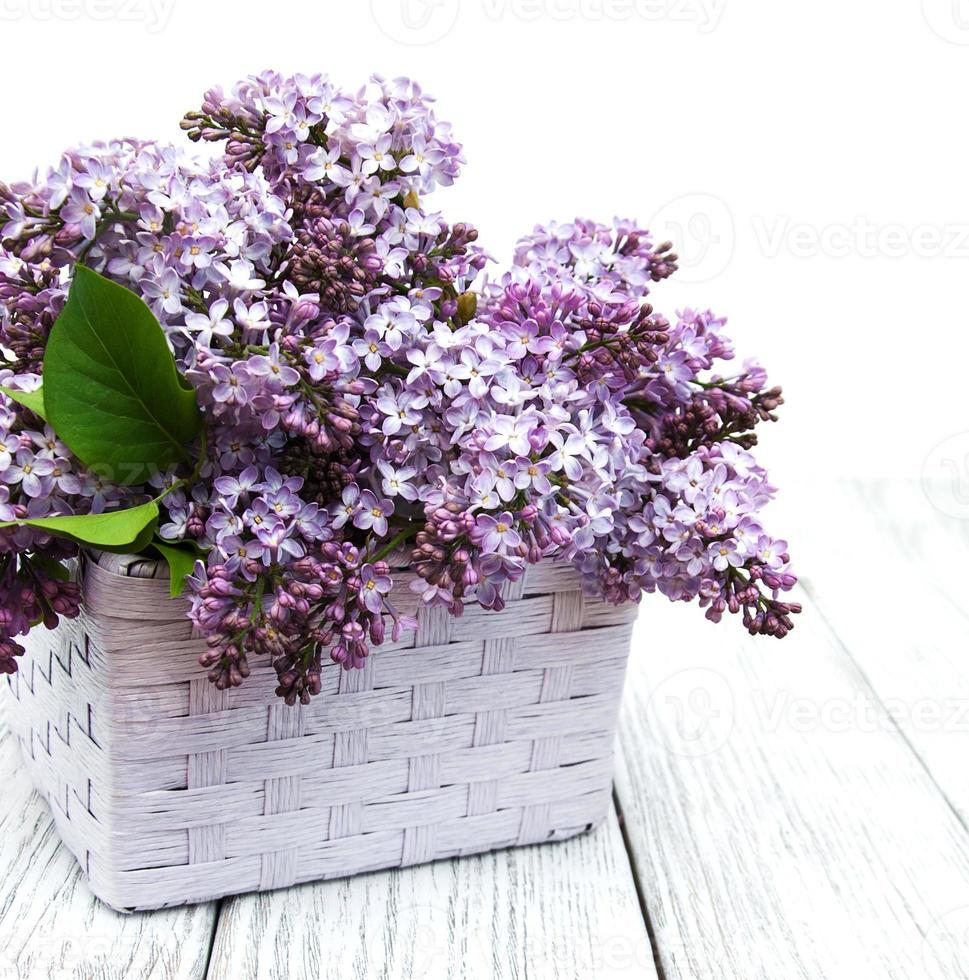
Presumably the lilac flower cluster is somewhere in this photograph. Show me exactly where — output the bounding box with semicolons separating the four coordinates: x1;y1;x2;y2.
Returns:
0;71;798;702
0;368;105;672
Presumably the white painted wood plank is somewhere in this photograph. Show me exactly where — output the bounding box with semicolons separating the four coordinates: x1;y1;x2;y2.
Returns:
207;807;656;980
614;581;969;979
0;719;218;980
775;479;969;821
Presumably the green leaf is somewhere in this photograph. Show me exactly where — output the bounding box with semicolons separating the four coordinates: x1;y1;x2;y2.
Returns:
1;385;47;421
25;552;70;581
0;500;159;555
150;538;206;598
43;265;201;485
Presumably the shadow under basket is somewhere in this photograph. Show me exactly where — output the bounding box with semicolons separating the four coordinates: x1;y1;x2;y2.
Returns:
4;551;637;912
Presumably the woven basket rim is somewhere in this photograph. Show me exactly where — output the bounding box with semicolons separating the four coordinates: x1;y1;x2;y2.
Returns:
85;544;418;582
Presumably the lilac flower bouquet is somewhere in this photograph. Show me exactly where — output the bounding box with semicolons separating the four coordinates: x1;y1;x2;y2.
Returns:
0;71;799;707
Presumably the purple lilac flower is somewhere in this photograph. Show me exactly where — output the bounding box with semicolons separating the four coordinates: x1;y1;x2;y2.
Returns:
472;512;522;554
353;490;394;536
358;563;392;614
0;69;797;709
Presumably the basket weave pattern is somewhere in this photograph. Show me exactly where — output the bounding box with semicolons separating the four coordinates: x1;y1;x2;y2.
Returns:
4;552;636;911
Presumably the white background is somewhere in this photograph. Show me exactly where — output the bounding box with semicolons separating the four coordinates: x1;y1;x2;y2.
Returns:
2;8;968;972
1;0;966;495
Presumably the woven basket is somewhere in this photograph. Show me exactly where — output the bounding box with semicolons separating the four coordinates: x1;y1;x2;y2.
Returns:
3;550;637;912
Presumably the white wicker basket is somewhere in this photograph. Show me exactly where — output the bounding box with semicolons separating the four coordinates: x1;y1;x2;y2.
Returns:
3;550;637;912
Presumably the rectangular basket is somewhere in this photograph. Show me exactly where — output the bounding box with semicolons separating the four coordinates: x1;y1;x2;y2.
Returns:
3;550;637;912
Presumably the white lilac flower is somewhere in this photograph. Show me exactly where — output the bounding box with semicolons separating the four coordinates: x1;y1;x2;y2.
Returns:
184;299;233;346
216;258;266;293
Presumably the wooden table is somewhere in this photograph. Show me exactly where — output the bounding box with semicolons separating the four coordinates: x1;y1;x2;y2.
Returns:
2;480;968;979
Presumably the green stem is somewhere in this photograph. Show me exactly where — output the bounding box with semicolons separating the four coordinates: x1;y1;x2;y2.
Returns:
380;361;410;379
250;576;267;623
76;203;139;263
372;523;420;563
154;428;208;504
